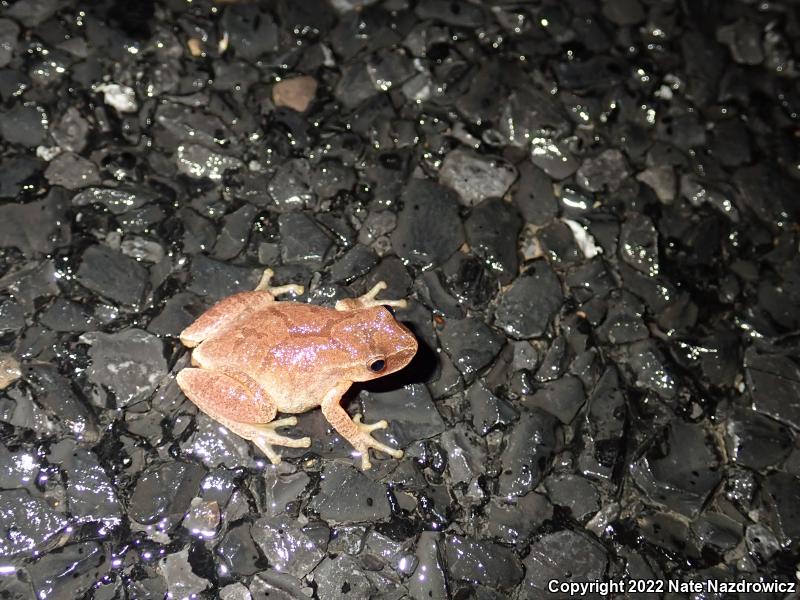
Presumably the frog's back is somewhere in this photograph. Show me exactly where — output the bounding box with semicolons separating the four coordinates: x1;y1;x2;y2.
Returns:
192;301;343;373
263;301;343;338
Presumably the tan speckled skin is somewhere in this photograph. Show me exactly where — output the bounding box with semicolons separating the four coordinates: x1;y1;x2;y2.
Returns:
176;288;417;468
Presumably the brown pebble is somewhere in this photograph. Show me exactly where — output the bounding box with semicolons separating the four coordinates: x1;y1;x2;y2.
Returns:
272;76;318;113
0;353;21;390
187;38;203;57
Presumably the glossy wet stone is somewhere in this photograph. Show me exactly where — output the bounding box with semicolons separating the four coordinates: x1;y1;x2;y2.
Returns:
47;439;120;526
250;570;312;599
760;471;800;545
595;290;648;345
308;463;390;523
43;152;101;190
484;494;553;545
521;530;608;598
403;531;447;599
523;375;585;424
278;212;333;268
465;378;516;435
39;298;98;332
498;409;559;498
444;535;523;591
182;412;258;469
251;516;327;578
391;179;465;269
619;213;660;276
361;383;445;448
0;489;67;557
127;461;205;528
0;104;47;146
0;0;796;593
494;261;563;339
0;190;71;257
439;424;487;485
576;149;630;192
329;244;378;284
212;204;258;260
22;363;99;441
530;137;578;180
82;328;168;408
440;252;497;312
176;143;244;181
310;553;373;599
630;421;722;518
28;542;108;600
186;255;261;303
437;316;504;383
159;548;211;599
464;198;522;285
545;473;600;521
745;347;800;430
215;521;261;577
76;245;148;308
624;340;677;400
439;148;517;207
725;408;793;470
262;467;311;518
0;298;25;333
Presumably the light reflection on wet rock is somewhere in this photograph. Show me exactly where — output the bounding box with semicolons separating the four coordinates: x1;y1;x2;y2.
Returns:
0;489;67;558
251;516;328;578
494;261;562;339
81;328;168;409
521;530;608;598
439;148;517;208
309;463;390;523
0;0;796;593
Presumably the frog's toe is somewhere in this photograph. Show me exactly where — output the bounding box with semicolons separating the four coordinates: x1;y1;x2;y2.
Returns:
353;414;388;432
352;415;404;469
292;436;312;448
255;268;305;297
254;440;282;465
271;416;298;428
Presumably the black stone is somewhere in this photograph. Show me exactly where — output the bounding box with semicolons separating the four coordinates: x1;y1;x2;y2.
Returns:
391;179;465;270
494;261;563;339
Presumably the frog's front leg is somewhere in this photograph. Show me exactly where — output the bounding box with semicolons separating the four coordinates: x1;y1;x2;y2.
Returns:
320;382;404;470
335;281;408;312
176;367;311;464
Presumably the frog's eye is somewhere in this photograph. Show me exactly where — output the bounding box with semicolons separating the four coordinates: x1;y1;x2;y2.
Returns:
368;357;386;373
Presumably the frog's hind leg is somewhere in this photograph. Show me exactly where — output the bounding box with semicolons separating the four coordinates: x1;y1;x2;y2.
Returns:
180;291;277;348
334;281;408;311
176;367;311;464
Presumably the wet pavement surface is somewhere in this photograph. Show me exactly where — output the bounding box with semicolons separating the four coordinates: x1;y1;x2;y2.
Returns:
1;0;800;598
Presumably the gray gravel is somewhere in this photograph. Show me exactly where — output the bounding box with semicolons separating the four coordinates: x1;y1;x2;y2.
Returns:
0;0;798;597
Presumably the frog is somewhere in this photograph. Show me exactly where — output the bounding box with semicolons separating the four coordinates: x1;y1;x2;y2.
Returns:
176;269;418;470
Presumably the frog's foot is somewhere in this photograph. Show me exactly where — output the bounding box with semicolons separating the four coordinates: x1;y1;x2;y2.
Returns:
233;416;312;465
335;281;408;312
351;414;404;470
255;268;305;297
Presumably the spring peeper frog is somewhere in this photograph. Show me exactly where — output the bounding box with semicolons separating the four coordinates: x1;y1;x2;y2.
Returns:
176;269;417;469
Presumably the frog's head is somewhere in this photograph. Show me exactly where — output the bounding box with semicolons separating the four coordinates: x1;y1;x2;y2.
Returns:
334;305;418;382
